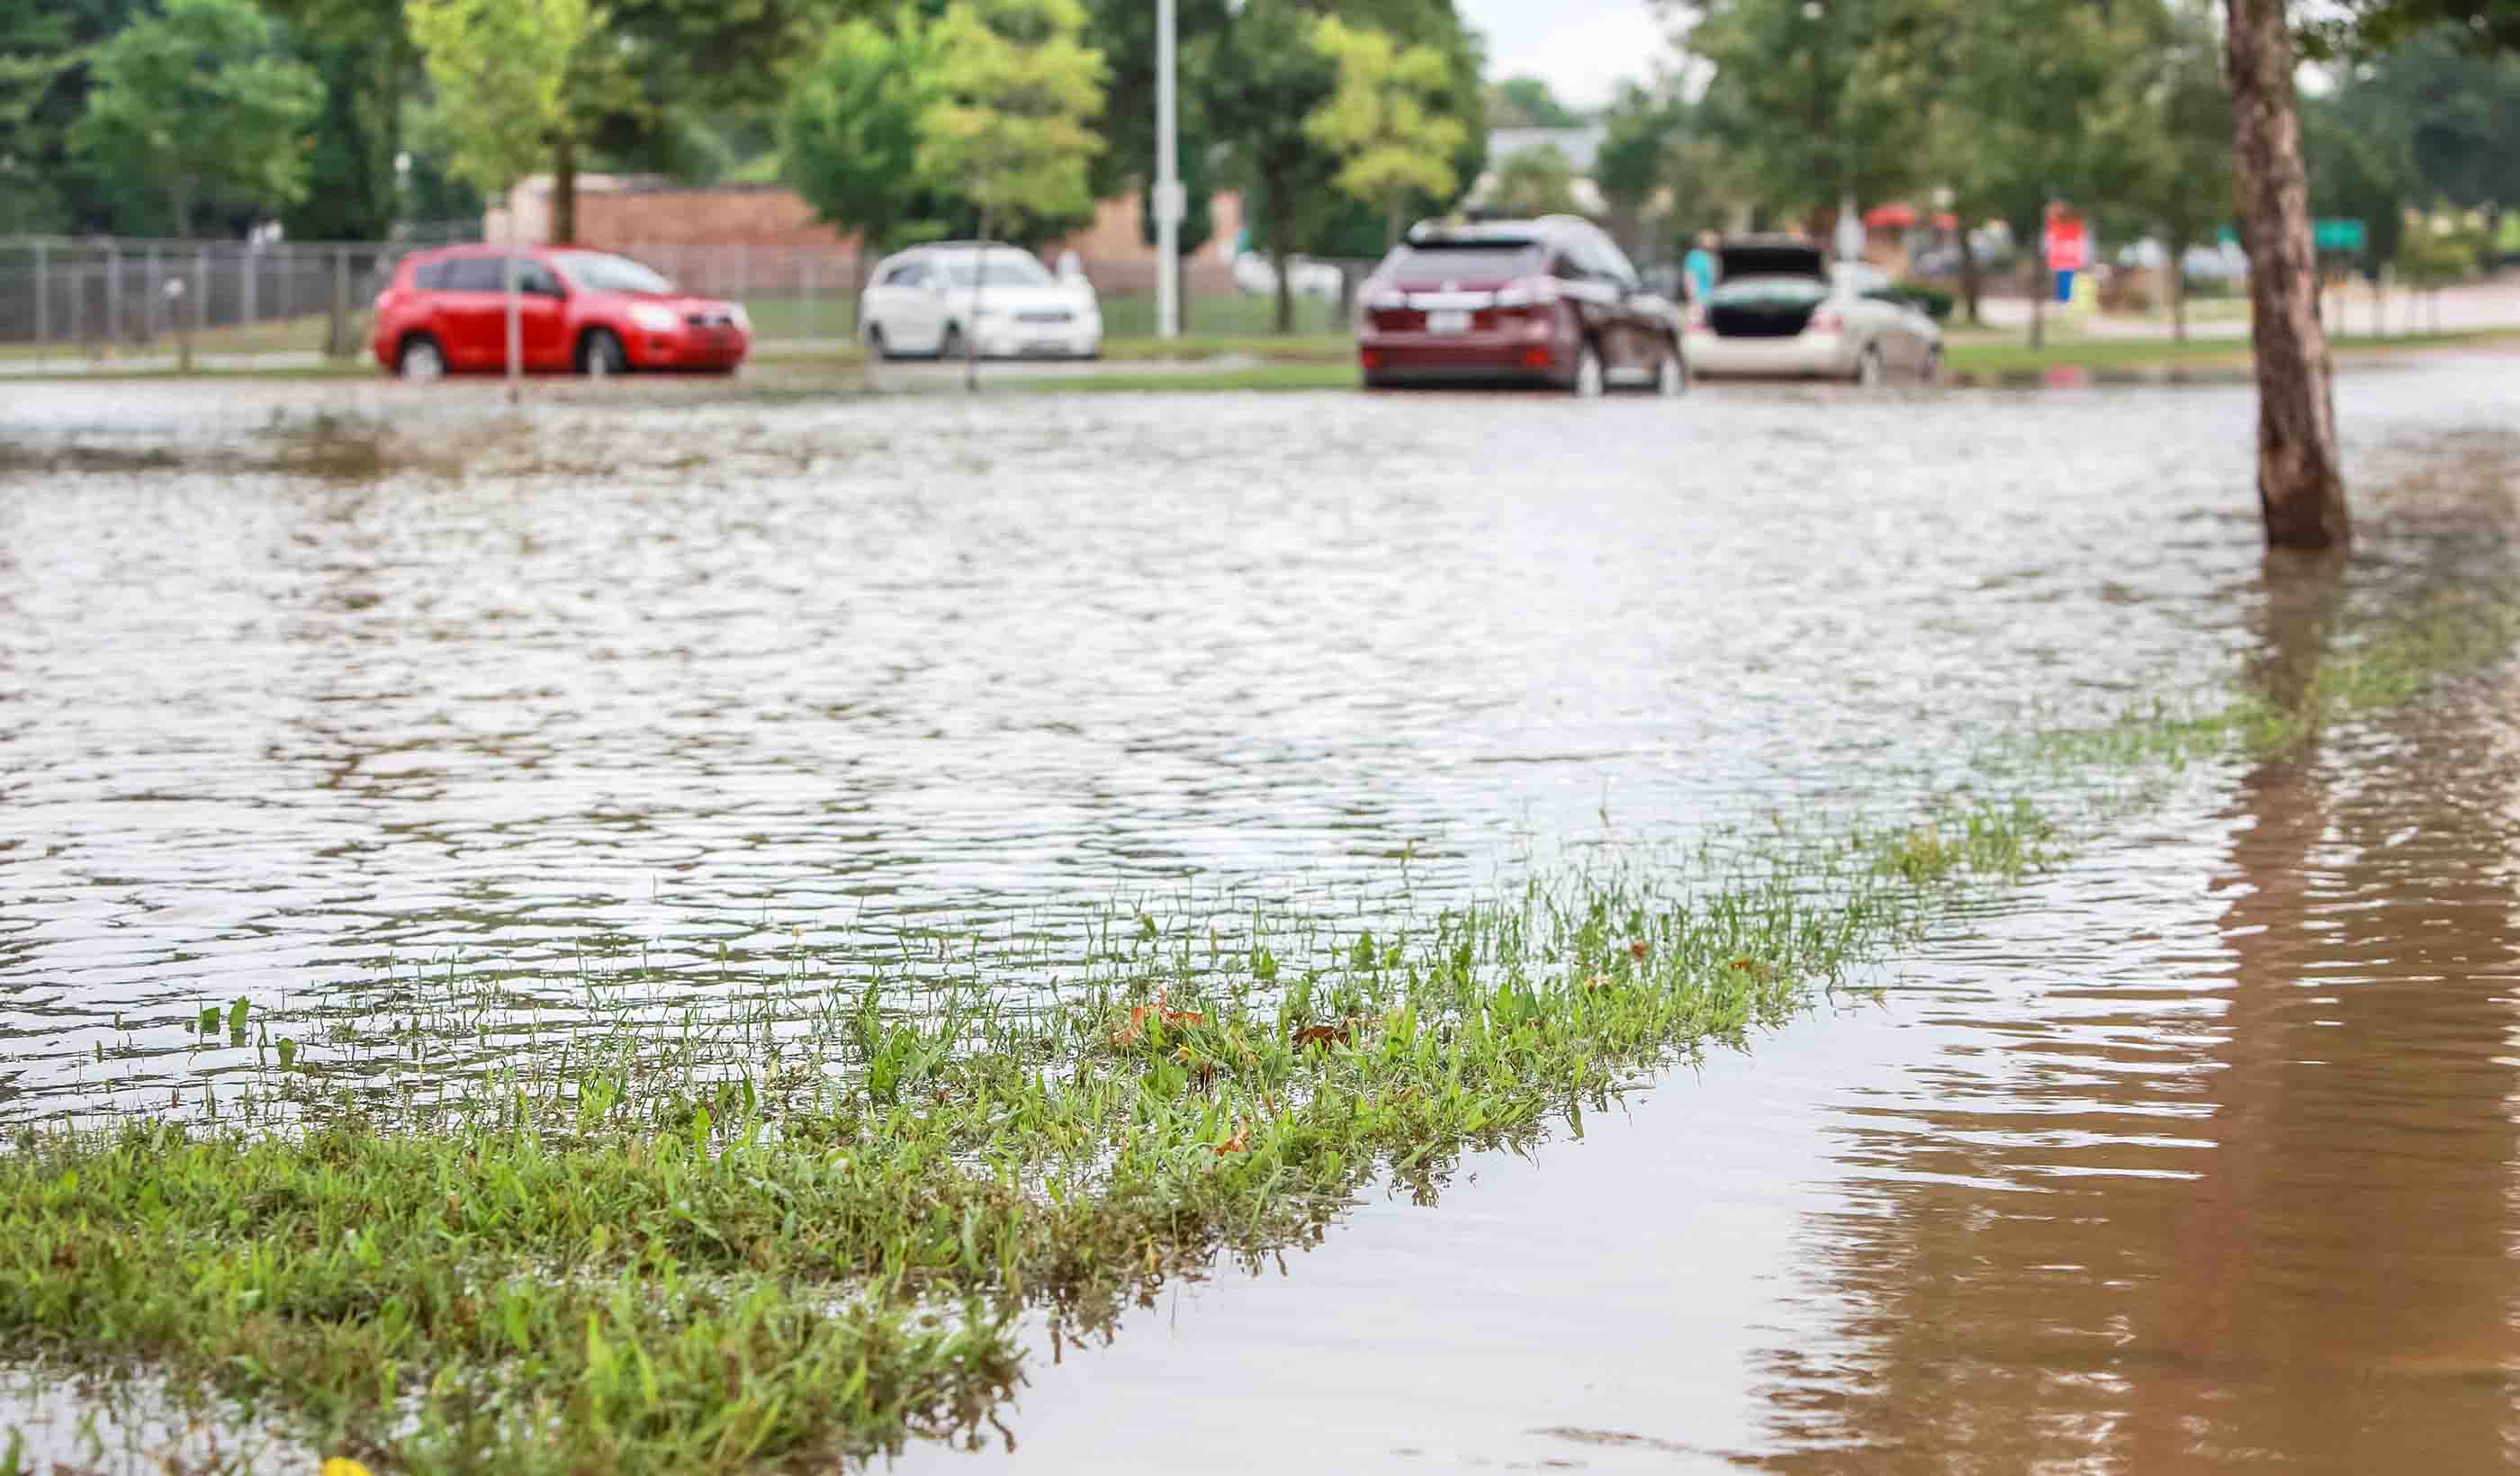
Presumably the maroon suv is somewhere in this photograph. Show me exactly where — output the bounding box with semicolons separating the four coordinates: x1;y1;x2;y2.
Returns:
1356;217;1686;395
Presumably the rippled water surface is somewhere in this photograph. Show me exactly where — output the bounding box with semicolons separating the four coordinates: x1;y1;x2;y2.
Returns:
6;359;2520;1470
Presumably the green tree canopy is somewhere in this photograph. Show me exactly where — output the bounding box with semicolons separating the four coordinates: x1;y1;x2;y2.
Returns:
1206;0;1339;326
71;0;322;236
2116;0;2235;338
2309;0;2520;57
1302;14;1466;246
781;11;950;266
260;0;414;240
917;0;1108;245
1487;74;1582;127
407;0;594;203
1486;141;1577;217
1681;0;1934;225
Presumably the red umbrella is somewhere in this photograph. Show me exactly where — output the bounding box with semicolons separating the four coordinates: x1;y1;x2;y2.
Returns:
1862;202;1919;229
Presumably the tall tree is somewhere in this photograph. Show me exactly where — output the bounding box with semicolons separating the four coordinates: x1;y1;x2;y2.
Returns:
2120;0;2235;342
2300;91;2415;291
1302;14;1465;248
1486;142;1578;217
408;0;594;398
261;0;415;240
1593;86;1679;254
1681;0;1933;229
1922;0;2150;346
2309;0;2520;54
1;0;155;231
2322;25;2520;212
1487;74;1581;128
916;0;1107;382
2228;0;2349;552
558;0;852;239
781;11;948;295
1205;0;1337;331
71;0;322;236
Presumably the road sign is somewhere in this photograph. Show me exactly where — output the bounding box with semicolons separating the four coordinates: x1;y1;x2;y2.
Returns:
2044;209;2088;272
2313;218;2367;253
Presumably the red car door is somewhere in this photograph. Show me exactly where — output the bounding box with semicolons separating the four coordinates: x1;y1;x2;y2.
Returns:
434;254;507;369
515;257;571;370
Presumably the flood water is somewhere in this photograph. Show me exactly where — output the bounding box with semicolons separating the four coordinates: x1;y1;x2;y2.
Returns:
6;359;2520;1470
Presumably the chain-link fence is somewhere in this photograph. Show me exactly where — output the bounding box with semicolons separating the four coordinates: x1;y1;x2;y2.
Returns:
0;238;435;364
0;234;1358;366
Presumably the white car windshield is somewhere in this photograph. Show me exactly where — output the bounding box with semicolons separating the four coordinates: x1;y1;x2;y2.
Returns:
552;253;676;295
934;253;1055;288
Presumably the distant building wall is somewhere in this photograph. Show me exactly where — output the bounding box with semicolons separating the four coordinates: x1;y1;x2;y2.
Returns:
578;187;853;251
489;177;1244;292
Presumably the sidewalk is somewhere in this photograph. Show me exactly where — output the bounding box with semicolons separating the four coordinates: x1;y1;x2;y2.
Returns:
1966;274;2520;341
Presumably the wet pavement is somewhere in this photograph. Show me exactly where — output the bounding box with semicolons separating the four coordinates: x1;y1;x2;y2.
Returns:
5;358;2520;1469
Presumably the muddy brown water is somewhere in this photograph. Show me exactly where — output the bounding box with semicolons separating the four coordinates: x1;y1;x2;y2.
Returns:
4;361;2520;1470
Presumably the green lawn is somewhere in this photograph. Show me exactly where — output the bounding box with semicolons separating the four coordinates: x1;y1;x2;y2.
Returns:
1944;327;2520;377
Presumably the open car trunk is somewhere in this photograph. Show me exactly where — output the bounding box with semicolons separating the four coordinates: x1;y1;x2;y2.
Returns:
1709;239;1831;338
1706;279;1829;338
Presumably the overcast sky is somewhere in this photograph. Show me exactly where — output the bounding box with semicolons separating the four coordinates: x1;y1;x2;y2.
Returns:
1454;0;1677;113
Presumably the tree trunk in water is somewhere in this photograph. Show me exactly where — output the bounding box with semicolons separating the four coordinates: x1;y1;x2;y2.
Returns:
551;137;577;246
1271;242;1292;335
1957;232;1983;326
2226;0;2347;552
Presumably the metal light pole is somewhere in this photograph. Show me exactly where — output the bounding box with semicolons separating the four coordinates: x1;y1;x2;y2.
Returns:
1155;0;1182;340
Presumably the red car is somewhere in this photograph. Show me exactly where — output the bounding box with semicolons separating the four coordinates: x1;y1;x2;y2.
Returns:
1356;216;1686;396
370;245;751;380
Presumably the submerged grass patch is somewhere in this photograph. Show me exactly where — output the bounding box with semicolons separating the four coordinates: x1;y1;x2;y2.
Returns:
3;814;2050;1474
5;567;2513;1472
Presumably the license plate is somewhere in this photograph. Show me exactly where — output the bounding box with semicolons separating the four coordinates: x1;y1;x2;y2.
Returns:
1426;309;1472;335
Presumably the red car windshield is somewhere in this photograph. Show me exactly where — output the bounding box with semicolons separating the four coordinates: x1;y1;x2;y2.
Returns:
551;252;676;295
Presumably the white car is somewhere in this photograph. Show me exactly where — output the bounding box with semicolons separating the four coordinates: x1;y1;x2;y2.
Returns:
858;243;1102;360
1683;237;1942;384
1231;251;1346;300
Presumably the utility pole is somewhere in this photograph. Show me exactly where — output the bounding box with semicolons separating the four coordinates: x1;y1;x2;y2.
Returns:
1155;0;1182;340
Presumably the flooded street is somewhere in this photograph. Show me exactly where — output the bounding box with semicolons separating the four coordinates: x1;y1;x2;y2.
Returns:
6;358;2520;1469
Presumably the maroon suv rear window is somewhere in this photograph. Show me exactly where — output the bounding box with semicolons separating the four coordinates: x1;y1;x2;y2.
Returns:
1382;246;1540;284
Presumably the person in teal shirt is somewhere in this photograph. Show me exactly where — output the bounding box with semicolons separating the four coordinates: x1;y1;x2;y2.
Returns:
1682;231;1718;303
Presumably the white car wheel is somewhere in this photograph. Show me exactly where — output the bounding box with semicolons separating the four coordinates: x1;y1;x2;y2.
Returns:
1573;344;1604;399
398;338;444;382
866;323;894;361
1856;345;1886;388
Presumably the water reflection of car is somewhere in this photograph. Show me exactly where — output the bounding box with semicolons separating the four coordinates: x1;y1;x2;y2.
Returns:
1683;238;1941;384
371;246;751;381
1354;216;1687;396
857;243;1102;361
